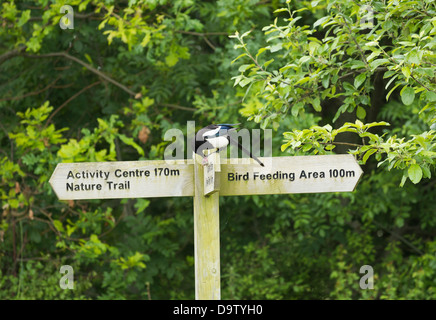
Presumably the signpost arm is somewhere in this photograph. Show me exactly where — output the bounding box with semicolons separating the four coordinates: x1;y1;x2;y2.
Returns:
193;152;221;300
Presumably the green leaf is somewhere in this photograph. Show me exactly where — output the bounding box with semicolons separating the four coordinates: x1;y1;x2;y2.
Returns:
400;174;408;187
322;76;329;89
365;41;379;47
354;74;366;89
366;50;381;62
256;47;267;59
270;43;282;53
342;81;355;91
401;66;411;80
118;134;145;156
281;142;291;152
140;32;151;47
291;102;304;117
53;220;64;233
325;144;335;151
239;77;253;88
356;106;366;119
239;64;255;72
407;50;421;65
17;10;31;27
400;86;415;105
395;217;404;228
312;97;321;112
386;83;402;101
408;164;422;184
263;59;274;68
424;91;436;102
299;56;311;64
422;165;431;179
369;58;389;71
66;225;76;237
362;148;376;164
274;8;289;13
313;16;330;28
308;41;320;55
84;53;93;65
241;30;252;39
231;53;247;64
165;52;179;67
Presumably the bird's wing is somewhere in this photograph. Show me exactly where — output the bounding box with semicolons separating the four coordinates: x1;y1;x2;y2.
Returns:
202;126;221;138
196;125;218;140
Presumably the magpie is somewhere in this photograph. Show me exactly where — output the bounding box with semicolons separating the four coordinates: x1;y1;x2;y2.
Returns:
194;124;264;166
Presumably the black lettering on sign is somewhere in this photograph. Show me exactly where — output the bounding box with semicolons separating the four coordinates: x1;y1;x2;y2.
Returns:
206;163;214;174
253;171;295;181
329;169;355;178
205;176;214;186
66;182;102;191
299;170;325;179
114;169;150;178
227;171;295;182
66;170;109;180
106;181;130;190
228;172;249;181
154;167;180;176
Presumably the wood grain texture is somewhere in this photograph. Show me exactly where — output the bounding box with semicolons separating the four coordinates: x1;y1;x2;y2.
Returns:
49;160;194;200
193;153;220;300
49;155;363;200
218;154;363;196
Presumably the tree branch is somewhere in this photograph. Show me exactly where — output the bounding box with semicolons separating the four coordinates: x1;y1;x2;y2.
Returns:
411;74;436;93
175;31;229;36
337;9;369;70
202;36;217;51
320;141;362;148
0;46;26;65
20;51;139;98
28;12;99;22
374;220;424;256
0;77;60;102
44;80;101;127
159;103;196;112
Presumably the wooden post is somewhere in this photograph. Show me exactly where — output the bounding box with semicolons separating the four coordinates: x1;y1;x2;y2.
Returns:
193;152;221;300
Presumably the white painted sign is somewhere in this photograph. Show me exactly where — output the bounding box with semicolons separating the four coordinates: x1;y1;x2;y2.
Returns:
49;160;194;200
219;154;363;196
49;155;362;200
203;153;220;196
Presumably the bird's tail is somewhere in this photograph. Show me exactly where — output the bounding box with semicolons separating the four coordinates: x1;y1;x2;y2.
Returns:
228;136;264;167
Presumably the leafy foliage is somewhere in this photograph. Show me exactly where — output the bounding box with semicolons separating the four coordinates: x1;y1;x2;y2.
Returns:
1;0;435;300
231;0;436;185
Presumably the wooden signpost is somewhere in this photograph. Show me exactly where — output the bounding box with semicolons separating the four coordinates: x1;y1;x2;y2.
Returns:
49;153;363;300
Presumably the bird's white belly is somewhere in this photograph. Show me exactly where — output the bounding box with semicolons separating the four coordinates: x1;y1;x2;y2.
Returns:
207;136;229;149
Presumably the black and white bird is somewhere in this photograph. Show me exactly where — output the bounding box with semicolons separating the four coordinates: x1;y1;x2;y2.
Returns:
194;124;264;166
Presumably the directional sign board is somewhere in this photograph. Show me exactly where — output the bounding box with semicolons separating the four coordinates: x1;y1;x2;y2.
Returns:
49;155;362;200
219;154;363;196
49;160;194;200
